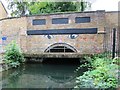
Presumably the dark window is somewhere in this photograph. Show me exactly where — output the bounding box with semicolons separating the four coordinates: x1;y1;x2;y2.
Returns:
33;19;46;25
52;18;68;24
75;17;90;23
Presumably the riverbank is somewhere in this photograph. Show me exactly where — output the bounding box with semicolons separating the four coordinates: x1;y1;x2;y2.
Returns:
0;53;3;72
74;54;119;89
0;53;10;72
1;52;120;89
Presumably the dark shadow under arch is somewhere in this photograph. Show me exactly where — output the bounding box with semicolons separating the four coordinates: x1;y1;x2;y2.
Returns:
44;43;77;53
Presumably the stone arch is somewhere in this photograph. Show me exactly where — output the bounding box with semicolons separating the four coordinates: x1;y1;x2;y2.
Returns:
44;43;77;53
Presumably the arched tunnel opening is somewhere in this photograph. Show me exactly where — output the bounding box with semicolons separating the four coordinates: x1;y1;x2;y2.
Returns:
26;43;83;65
44;43;77;53
42;58;80;65
27;57;85;66
26;57;88;75
46;46;75;53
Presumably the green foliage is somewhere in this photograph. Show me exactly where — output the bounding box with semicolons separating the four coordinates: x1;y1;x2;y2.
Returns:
7;0;91;16
77;53;112;70
8;0;30;16
75;53;119;89
28;2;48;15
4;41;25;68
29;1;91;15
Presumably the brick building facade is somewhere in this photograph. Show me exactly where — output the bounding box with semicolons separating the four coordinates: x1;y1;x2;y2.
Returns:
0;2;119;57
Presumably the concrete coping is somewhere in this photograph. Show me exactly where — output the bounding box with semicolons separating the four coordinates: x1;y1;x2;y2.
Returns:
0;10;119;21
0;10;118;21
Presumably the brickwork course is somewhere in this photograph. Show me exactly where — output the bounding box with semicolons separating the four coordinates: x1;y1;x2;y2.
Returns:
0;2;119;57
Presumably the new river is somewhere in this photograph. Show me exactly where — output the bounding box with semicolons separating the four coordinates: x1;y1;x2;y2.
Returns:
1;58;86;89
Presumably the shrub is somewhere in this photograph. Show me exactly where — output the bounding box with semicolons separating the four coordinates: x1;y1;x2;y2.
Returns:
4;41;25;68
74;54;119;89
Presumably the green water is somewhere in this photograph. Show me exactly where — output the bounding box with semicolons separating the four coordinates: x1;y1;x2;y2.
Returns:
1;59;85;89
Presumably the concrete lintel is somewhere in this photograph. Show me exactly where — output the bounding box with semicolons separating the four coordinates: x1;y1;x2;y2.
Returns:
24;53;94;58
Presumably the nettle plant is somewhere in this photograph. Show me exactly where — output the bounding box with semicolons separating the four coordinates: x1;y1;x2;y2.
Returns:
4;41;25;68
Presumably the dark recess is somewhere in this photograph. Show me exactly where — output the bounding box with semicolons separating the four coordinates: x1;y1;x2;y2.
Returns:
75;17;90;23
33;19;46;25
42;58;80;65
52;18;68;24
27;28;97;35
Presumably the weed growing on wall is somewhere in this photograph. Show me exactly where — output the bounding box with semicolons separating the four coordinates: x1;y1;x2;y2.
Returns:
4;41;25;68
74;53;119;89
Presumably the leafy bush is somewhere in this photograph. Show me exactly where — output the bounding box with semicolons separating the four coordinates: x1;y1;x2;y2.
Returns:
75;54;119;89
4;41;25;68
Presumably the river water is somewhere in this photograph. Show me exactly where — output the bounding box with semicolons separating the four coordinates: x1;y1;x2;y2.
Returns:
1;58;86;89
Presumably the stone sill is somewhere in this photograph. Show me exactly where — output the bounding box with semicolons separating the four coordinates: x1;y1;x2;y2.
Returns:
97;31;106;34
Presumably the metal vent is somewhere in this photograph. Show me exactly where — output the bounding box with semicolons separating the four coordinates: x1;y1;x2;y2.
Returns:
75;17;90;23
52;18;68;24
45;43;77;53
47;46;74;53
33;19;46;25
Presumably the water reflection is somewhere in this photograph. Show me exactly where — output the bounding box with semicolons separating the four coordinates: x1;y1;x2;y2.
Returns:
1;59;85;88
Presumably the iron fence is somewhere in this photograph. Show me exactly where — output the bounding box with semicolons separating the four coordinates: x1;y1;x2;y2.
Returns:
104;27;119;58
